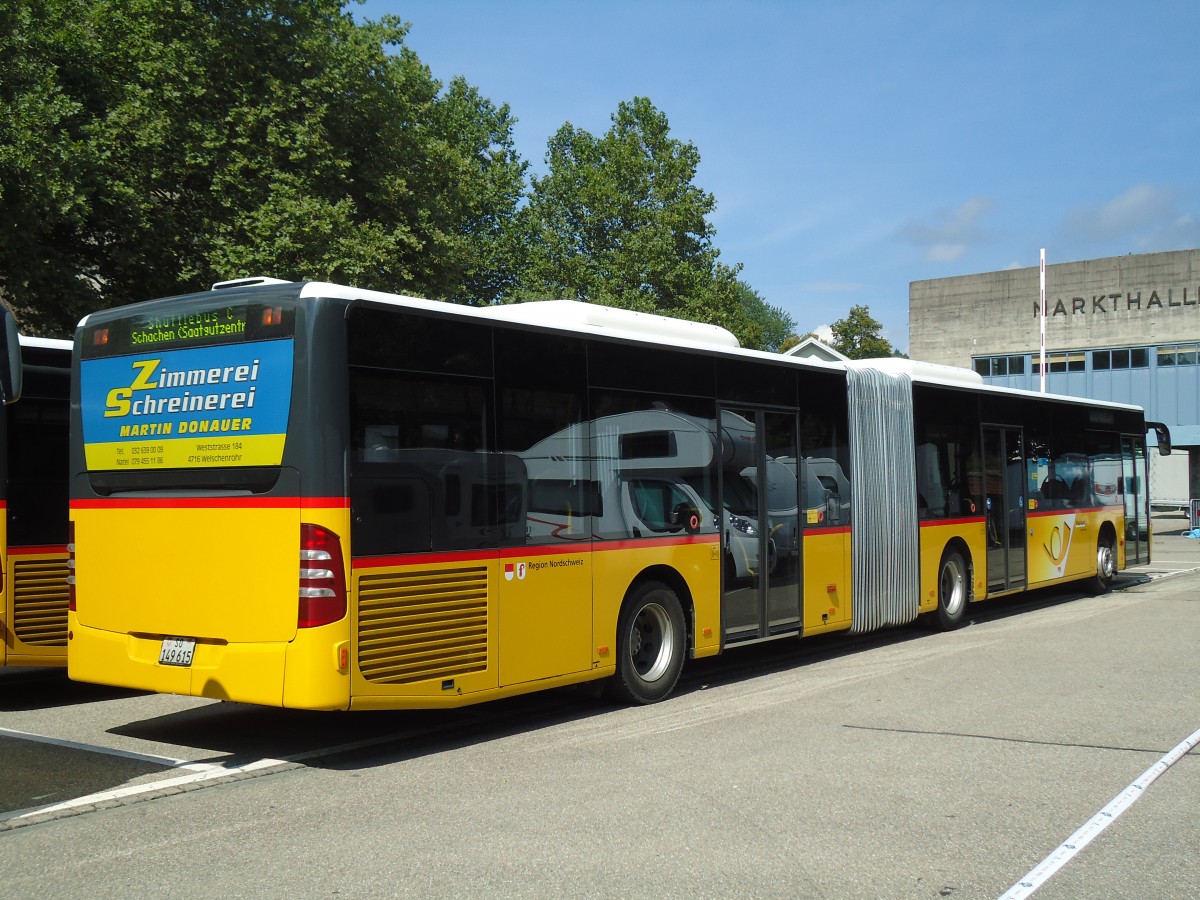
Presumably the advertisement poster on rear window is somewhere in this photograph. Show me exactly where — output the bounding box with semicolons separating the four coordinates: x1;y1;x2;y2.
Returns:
80;338;294;470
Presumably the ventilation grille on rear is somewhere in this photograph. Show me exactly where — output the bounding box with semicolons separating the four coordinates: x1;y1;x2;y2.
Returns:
357;566;489;684
12;556;69;646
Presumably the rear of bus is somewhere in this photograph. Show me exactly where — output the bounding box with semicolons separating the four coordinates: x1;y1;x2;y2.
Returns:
2;338;71;667
68;281;353;709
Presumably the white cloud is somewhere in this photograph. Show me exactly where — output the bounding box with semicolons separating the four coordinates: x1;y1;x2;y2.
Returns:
1060;183;1200;253
1065;183;1177;242
927;243;966;262
897;196;995;262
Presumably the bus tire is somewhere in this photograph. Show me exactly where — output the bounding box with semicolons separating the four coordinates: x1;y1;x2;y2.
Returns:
1089;532;1116;595
606;580;686;705
934;549;969;630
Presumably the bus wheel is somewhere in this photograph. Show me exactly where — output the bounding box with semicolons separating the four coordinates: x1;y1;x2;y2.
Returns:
1090;535;1116;594
606;581;686;704
935;550;969;630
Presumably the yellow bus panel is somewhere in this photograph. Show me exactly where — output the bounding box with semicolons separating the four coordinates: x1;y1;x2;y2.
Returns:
802;527;851;634
69;501;354;710
72;501;300;642
348;536;718;709
1027;509;1120;588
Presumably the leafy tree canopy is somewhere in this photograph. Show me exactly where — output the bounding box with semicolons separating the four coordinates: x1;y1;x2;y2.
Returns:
2;12;782;348
514;97;768;347
830;304;895;359
735;280;795;353
0;0;525;336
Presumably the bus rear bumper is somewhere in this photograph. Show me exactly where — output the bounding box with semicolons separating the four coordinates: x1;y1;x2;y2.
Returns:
67;618;349;710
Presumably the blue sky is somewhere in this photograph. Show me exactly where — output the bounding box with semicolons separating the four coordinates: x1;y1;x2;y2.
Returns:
351;1;1200;352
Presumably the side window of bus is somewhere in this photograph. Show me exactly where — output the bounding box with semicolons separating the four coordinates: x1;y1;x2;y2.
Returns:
494;329;591;544
586;392;720;542
348;368;525;554
1085;431;1122;507
7;396;69;545
1048;413;1088;510
799;457;849;527
799;449;851;527
913;387;978;519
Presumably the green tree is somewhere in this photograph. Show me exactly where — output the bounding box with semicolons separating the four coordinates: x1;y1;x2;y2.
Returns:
735;281;795;352
830;305;895;359
0;0;525;336
0;0;96;334
515;97;756;343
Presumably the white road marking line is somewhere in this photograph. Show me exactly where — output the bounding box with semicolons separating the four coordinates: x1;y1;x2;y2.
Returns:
8;758;288;821
0;726;203;769
998;726;1200;899
2;724;441;824
1;725;293;823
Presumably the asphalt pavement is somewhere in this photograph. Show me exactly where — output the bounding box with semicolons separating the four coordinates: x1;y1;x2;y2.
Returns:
0;515;1196;898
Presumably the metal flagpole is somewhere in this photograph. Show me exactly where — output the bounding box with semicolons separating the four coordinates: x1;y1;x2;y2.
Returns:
1039;248;1047;393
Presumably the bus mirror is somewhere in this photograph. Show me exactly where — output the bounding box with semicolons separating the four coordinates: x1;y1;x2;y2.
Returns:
0;305;22;406
674;502;702;535
1148;422;1171;456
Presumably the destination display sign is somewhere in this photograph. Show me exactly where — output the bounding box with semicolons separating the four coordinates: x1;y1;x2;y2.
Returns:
82;301;297;359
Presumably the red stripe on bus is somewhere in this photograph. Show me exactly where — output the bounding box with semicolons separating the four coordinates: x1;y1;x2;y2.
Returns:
353;534;721;570
1028;506;1106;517
919;516;986;528
9;544;68;556
301;497;351;509
591;535;720;553
71;496;348;510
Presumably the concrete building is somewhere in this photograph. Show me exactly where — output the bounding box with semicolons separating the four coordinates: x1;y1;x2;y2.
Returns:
910;248;1200;506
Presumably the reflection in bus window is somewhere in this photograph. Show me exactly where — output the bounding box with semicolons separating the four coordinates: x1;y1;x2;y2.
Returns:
913;386;979;519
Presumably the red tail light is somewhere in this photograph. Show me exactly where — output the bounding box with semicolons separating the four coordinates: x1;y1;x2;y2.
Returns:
67;521;76;612
298;524;346;628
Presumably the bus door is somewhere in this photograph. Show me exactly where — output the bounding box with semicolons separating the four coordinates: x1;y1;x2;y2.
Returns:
1121;435;1149;565
719;407;801;643
983;425;1026;593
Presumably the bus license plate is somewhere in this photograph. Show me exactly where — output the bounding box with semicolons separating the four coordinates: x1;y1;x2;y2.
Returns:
159;637;196;667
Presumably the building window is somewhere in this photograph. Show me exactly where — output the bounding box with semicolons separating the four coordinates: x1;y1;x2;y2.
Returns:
1091;347;1150;370
973;354;1026;377
1033;352;1085;374
1158;343;1200;367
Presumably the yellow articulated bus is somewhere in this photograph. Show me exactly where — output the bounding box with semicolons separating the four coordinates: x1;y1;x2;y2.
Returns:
0;314;71;668
67;279;1168;709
